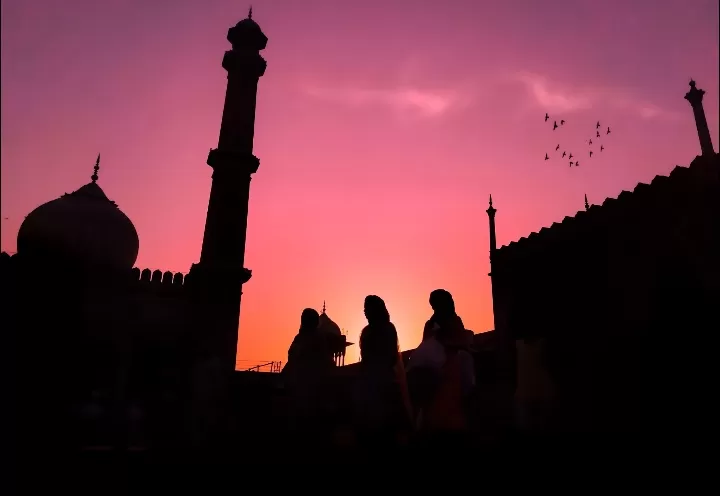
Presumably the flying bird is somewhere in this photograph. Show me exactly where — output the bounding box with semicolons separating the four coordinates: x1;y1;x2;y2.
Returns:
600;145;604;151
589;150;593;157
569;153;574;160
562;151;567;158
545;113;549;122
553;121;558;130
545;153;549;160
560;119;565;125
596;121;601;129
588;139;593;145
596;131;601;138
556;144;560;151
607;126;611;134
569;161;574;167
575;160;580;167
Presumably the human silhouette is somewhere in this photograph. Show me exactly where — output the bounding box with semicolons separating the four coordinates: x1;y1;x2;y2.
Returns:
351;296;412;452
282;308;337;449
408;290;474;451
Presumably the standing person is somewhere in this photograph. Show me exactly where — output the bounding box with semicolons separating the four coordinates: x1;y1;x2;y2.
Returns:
281;308;337;452
409;290;475;449
352;295;413;453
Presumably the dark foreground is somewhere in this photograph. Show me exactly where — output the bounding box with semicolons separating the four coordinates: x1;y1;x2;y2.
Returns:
10;430;695;495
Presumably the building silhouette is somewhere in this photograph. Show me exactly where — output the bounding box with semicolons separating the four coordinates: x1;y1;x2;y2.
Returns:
487;80;719;433
2;10;269;454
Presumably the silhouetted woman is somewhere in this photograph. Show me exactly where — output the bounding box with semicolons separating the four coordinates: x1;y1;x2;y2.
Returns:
282;308;336;448
410;289;474;445
352;295;413;452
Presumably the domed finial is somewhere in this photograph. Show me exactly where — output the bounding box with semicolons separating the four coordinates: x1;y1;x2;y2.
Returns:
689;79;696;88
584;193;589;211
322;300;326;314
91;154;100;183
248;5;252;19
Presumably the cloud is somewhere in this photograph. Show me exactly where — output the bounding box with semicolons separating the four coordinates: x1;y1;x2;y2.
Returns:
514;72;595;113
511;71;677;120
301;84;466;117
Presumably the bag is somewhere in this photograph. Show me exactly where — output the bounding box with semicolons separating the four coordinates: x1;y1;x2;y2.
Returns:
407;336;446;372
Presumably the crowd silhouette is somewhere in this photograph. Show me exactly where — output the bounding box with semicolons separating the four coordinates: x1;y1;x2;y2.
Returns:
280;289;477;456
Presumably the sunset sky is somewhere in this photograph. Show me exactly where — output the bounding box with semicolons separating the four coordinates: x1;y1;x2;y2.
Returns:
2;0;718;367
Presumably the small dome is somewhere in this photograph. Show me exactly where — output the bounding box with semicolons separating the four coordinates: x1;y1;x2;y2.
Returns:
17;181;139;269
318;311;341;336
227;9;268;51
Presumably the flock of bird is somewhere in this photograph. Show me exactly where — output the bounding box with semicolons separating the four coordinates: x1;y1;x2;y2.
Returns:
543;113;612;167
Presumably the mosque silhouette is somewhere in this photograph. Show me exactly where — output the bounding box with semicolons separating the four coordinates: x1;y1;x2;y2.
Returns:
3;10;718;456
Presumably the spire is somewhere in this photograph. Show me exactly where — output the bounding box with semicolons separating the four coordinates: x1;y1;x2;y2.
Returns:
322;300;326;314
91;154;100;183
248;5;252;19
684;79;715;156
584;194;589;211
486;194;497;257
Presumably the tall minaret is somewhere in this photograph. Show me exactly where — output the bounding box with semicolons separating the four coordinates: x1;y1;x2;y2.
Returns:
684;80;715;156
192;9;268;369
487;194;497;260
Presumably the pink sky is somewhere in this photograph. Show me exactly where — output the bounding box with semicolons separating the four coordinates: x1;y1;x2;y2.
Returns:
2;0;718;367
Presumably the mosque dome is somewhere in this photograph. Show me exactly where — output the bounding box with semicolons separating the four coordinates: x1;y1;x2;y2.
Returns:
227;8;268;51
318;302;342;336
16;156;139;270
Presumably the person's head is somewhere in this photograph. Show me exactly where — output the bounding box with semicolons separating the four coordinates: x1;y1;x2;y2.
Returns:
429;289;455;316
299;308;320;333
364;295;390;325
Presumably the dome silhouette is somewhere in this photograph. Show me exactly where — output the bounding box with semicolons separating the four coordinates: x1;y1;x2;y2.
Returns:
318;303;342;336
17;180;139;270
227;8;267;50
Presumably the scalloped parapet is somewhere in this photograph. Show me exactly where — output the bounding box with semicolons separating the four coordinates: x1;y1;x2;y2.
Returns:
495;153;719;260
130;266;188;295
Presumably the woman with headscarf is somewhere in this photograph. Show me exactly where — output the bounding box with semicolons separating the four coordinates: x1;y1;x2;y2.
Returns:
409;290;475;438
282;308;337;449
352;295;413;451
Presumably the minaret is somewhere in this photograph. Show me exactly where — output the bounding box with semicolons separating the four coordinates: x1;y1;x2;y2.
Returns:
487;194;497;258
91;154;100;183
191;9;268;369
584;194;589;211
684;80;715;156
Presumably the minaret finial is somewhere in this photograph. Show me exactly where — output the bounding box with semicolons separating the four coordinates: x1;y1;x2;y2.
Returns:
322;300;326;314
584;194;589;211
489;194;493;208
248;5;252;19
91;154;100;183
